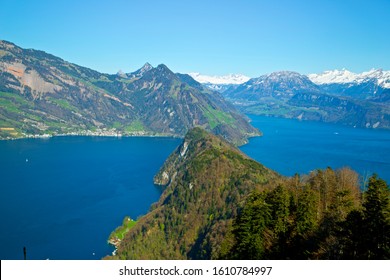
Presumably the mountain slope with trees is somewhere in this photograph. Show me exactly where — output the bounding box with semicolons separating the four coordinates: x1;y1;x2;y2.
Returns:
109;127;280;259
107;128;390;260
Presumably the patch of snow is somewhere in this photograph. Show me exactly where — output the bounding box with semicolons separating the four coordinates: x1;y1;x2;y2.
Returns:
188;72;250;85
308;69;390;88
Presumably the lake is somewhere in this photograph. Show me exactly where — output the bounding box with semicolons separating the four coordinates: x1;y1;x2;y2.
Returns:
0;116;389;260
241;115;390;183
0;136;181;260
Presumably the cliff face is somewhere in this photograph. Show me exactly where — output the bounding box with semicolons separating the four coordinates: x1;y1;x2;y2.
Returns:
0;40;259;145
112;127;280;259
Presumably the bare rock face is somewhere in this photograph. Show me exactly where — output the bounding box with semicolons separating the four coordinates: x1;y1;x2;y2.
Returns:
1;62;62;95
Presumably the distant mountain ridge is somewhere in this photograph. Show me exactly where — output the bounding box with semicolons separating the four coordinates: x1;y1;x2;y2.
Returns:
0;40;259;144
224;71;322;101
190;68;390;100
308;69;390;88
307;69;390;100
188;72;250;93
222;70;390;129
188;72;250;85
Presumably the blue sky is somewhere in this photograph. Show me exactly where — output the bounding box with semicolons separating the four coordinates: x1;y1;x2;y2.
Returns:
1;0;389;77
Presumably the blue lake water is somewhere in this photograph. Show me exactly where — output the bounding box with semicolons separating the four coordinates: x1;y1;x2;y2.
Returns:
241;115;390;183
0;116;389;260
0;136;181;260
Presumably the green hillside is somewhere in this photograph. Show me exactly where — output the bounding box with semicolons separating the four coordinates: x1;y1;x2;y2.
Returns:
107;128;390;260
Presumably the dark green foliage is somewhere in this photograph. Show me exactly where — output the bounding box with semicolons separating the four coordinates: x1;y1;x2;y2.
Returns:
230;170;390;259
233;191;272;259
363;175;390;258
338;175;390;259
338;210;366;259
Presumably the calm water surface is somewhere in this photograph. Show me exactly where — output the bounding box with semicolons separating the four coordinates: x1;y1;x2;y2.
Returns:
241;115;390;183
0;136;180;260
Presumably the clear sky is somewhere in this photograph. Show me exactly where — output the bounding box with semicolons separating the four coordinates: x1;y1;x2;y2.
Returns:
1;0;389;77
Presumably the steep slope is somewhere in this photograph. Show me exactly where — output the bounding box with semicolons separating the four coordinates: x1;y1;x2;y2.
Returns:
224;71;390;129
110;127;280;259
0;40;259;144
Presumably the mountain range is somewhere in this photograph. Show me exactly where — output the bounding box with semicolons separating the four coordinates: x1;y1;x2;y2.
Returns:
188;72;250;93
193;70;390;129
1;39;388;141
308;68;390;89
192;68;390;94
0;40;258;145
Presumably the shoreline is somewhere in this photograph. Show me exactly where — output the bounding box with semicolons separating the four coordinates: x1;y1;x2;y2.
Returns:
0;131;182;141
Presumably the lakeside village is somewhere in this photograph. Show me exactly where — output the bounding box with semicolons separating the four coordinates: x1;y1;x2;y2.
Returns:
0;127;164;140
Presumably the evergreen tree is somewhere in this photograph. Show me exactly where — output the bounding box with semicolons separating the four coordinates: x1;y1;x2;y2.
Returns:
362;174;390;259
338;174;390;259
338;210;365;259
233;191;271;259
265;185;291;258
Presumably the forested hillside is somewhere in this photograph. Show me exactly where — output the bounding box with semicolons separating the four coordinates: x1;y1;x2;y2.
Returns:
229;170;390;259
107;128;390;260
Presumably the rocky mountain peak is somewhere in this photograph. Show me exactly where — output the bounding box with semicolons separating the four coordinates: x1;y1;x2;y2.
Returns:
140;62;153;72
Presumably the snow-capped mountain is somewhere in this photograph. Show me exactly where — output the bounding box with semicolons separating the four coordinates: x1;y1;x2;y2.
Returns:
188;73;250;93
308;69;390;88
308;69;390;99
188;73;250;85
223;70;390;130
224;71;321;101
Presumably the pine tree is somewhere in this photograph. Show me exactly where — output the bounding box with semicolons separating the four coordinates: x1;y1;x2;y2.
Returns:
339;210;365;259
233;191;271;259
362;174;390;259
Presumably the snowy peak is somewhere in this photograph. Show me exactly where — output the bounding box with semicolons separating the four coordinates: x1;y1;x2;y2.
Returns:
223;70;321;101
249;71;317;89
188;72;250;85
308;69;355;84
308;69;390;88
257;71;308;82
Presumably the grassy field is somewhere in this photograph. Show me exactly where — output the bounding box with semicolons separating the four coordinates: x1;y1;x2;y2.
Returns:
109;216;137;242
